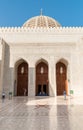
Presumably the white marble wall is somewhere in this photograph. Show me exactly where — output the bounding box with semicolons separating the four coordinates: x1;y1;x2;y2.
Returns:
0;39;3;96
0;28;83;97
8;42;71;97
28;67;35;96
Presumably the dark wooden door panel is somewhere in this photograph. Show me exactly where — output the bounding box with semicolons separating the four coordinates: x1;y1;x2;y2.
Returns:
36;62;49;96
56;62;67;96
17;62;28;96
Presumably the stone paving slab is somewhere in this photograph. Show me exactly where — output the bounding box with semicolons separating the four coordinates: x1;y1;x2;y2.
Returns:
0;96;83;130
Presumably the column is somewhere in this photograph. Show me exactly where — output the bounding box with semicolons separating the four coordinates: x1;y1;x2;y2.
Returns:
28;66;35;97
9;68;14;94
0;40;5;97
49;58;56;96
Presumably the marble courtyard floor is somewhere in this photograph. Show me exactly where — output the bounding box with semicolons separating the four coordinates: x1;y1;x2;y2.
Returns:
0;96;83;130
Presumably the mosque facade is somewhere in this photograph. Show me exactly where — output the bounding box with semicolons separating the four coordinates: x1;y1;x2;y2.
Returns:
0;14;83;97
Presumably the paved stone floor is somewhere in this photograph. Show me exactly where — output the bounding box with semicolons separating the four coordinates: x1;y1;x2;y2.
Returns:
0;96;83;130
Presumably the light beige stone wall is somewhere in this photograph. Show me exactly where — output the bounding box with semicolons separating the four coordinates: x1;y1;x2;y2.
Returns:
0;38;3;96
9;42;73;96
1;41;10;97
0;27;83;97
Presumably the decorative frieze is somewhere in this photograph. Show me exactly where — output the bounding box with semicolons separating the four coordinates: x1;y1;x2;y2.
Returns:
0;27;83;34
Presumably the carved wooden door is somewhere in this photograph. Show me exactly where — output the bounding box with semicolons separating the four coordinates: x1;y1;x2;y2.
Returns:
36;62;49;96
56;62;67;95
17;62;28;96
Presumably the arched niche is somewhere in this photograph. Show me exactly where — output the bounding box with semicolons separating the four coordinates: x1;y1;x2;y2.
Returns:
36;60;49;96
14;59;28;96
56;59;68;96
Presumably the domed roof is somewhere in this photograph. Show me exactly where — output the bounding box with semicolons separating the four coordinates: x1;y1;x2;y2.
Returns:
23;15;61;28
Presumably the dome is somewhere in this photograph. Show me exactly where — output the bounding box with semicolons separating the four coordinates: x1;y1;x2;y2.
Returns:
23;15;61;28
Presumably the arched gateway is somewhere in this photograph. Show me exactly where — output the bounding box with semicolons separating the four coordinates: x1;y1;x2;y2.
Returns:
36;61;49;96
56;62;67;96
17;62;28;96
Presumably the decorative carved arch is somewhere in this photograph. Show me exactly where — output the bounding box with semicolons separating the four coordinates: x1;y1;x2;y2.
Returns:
14;59;28;96
56;58;68;66
35;58;48;66
36;60;49;96
56;61;67;95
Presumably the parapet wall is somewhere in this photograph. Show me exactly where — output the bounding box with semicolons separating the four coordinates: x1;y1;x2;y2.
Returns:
0;27;83;34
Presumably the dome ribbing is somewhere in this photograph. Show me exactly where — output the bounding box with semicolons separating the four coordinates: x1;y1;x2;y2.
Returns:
23;15;61;28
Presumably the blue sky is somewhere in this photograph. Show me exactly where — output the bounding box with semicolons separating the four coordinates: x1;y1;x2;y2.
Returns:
0;0;82;27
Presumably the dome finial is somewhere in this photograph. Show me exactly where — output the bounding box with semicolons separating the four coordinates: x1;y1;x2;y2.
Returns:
40;8;43;15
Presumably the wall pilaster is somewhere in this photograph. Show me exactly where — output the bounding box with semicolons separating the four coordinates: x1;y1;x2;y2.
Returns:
28;66;35;97
49;58;56;96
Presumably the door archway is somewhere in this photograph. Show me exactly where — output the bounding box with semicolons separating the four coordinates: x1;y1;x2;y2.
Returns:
17;62;28;96
56;62;67;95
36;61;49;96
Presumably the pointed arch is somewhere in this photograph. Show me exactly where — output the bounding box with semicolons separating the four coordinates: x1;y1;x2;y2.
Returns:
14;58;28;96
56;58;68;66
35;58;48;66
35;59;49;96
56;58;68;96
14;58;28;68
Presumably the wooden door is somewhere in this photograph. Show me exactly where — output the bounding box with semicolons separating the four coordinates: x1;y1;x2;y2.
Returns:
56;62;67;95
36;62;49;96
17;62;28;96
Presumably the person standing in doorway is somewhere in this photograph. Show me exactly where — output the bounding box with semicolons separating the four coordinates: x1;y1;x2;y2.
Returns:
24;88;27;96
63;90;66;100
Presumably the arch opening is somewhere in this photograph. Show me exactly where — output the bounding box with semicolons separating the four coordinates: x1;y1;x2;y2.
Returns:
14;59;28;96
56;61;68;96
36;61;49;96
